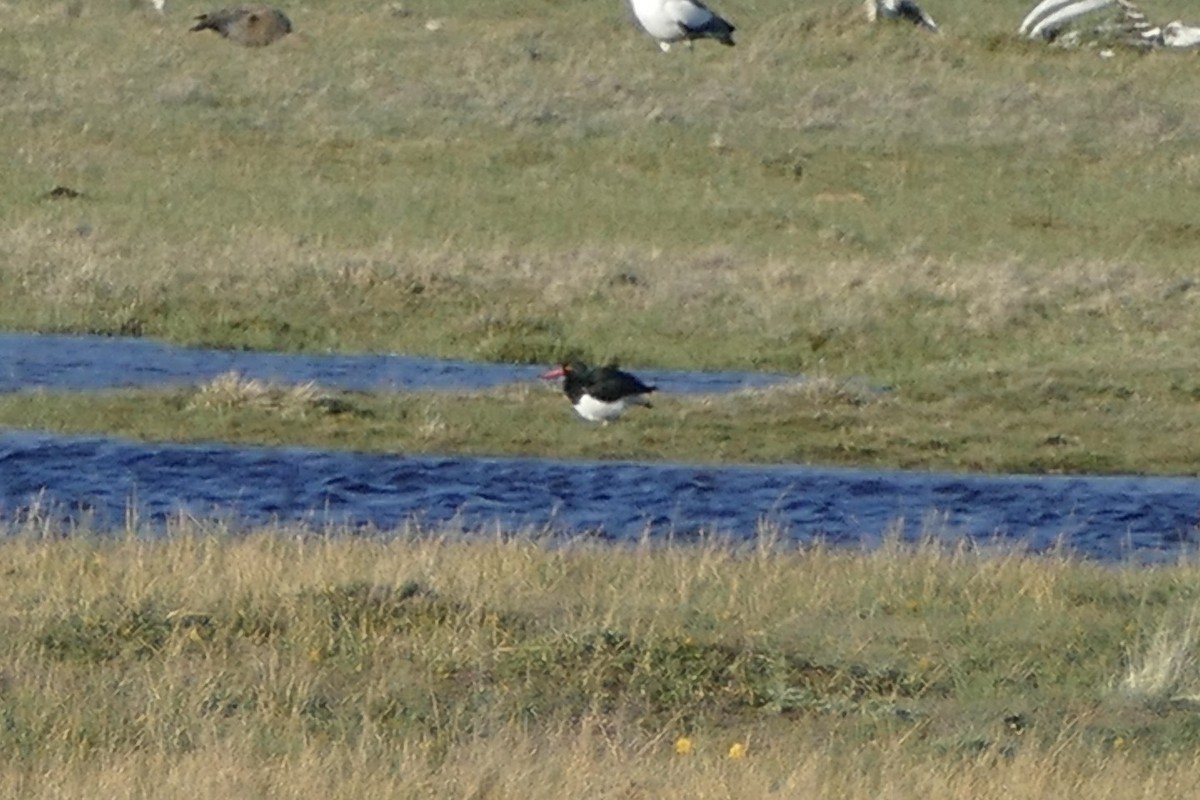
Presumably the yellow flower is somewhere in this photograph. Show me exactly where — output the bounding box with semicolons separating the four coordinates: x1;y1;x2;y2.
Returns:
1113;736;1126;750
674;737;693;755
728;742;747;760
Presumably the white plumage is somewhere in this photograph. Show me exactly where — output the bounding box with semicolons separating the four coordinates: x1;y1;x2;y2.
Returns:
628;0;736;51
864;0;939;33
1020;0;1200;48
1019;0;1112;38
573;393;652;423
1163;20;1200;48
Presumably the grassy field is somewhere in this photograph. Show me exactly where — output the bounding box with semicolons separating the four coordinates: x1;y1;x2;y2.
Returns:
3;0;1200;367
2;525;1200;798
3;3;1200;794
3;0;1200;470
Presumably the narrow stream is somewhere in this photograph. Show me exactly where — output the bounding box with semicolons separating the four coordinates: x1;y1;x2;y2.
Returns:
0;333;791;394
1;334;1197;561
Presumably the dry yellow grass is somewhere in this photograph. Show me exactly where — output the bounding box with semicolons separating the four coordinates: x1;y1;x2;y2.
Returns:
1120;610;1200;706
188;370;329;415
3;732;1199;800
1;523;1200;797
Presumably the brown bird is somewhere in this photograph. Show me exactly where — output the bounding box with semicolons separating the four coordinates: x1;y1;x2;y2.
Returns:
189;6;293;47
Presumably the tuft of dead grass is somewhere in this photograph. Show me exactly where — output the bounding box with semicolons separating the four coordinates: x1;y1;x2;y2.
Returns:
1121;608;1200;707
188;370;328;416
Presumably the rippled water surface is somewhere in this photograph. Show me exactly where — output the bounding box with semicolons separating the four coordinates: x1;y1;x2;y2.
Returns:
0;333;791;394
1;334;1198;561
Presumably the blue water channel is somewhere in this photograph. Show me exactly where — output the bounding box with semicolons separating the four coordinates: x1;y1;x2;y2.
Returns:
1;334;1198;561
0;333;789;395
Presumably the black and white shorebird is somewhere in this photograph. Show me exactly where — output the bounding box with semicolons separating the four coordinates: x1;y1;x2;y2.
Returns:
541;362;656;423
627;0;735;52
190;5;293;47
864;0;940;33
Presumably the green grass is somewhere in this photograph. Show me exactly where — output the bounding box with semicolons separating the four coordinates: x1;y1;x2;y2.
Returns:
4;2;1200;473
3;526;1200;797
2;368;1198;473
2;1;1200;364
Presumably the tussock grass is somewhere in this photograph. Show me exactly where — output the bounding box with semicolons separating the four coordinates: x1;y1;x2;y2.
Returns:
2;521;1200;796
1121;608;1200;707
187;370;331;415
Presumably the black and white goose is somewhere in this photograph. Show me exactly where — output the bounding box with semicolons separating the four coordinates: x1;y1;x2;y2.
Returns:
541;362;656;423
864;0;940;33
627;0;735;52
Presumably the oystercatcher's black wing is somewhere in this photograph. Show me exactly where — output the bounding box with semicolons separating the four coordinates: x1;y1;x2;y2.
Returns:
586;366;656;402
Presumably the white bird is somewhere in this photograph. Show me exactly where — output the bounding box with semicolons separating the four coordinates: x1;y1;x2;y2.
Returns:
1162;20;1200;48
864;0;939;33
1019;0;1114;39
627;0;735;52
1020;0;1200;47
1122;0;1200;48
1115;0;1159;42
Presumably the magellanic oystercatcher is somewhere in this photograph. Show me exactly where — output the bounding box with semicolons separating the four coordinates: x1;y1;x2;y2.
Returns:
540;362;656;423
628;0;736;52
190;5;293;47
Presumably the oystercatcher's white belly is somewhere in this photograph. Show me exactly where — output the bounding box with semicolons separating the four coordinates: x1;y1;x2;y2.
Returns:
574;394;631;423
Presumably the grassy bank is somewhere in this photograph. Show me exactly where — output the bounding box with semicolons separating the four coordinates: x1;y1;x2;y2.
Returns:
1;525;1200;797
2;369;1200;473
